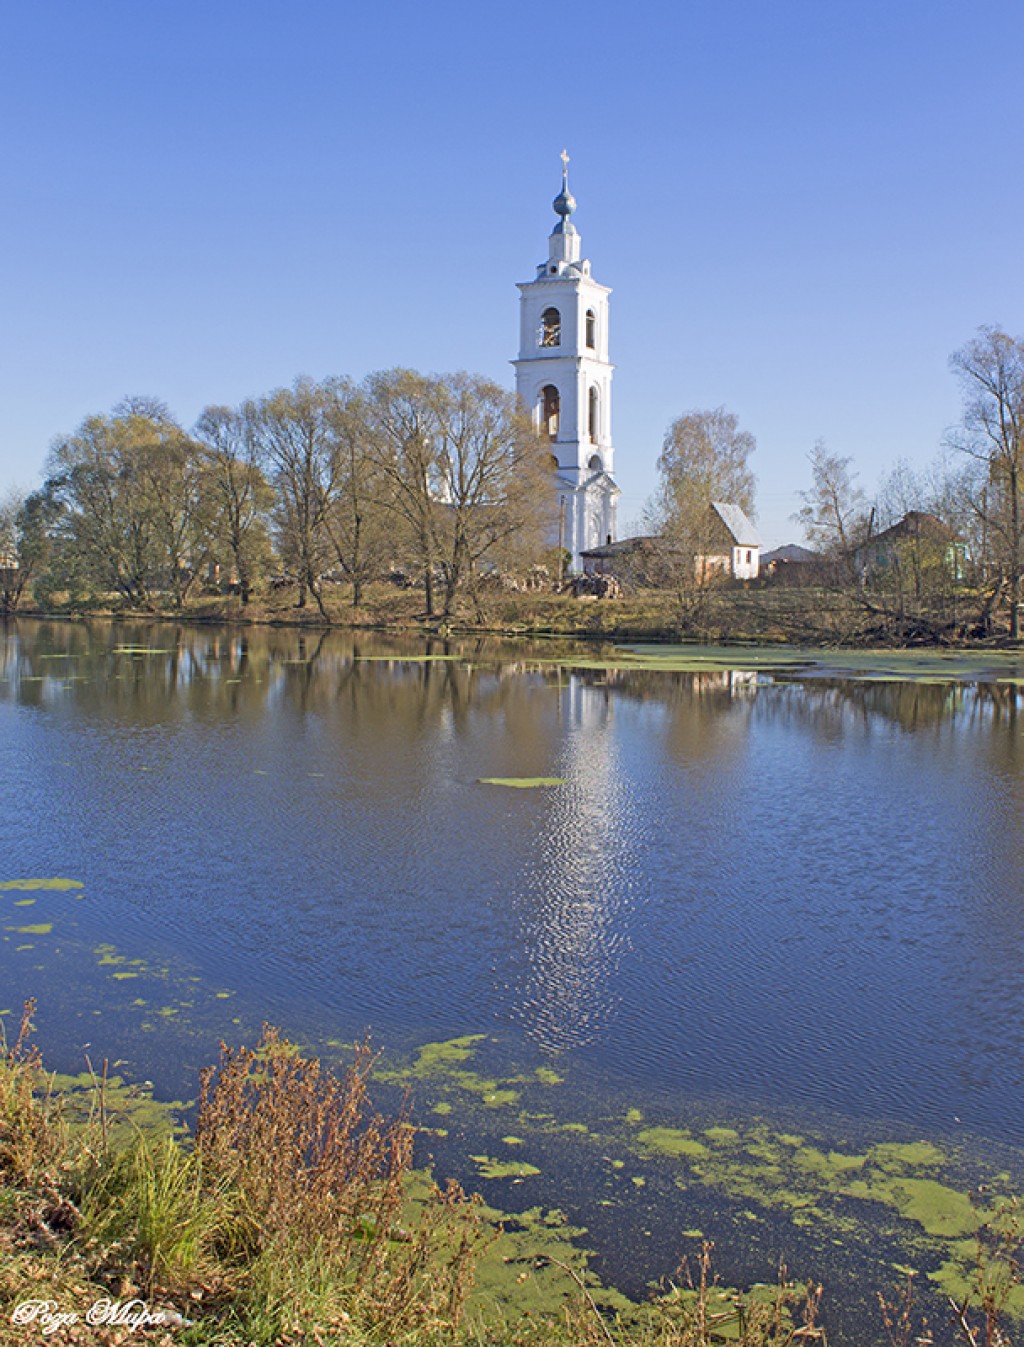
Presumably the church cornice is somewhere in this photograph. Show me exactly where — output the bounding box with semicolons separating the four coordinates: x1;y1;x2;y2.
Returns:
511;355;616;372
515;278;612;297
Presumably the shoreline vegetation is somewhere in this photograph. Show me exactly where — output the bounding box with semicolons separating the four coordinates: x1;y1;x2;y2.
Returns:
1;1005;1021;1347
6;581;1024;653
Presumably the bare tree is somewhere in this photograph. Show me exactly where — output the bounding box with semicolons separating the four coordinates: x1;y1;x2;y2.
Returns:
949;326;1024;639
193;405;274;603
422;372;554;615
45;401;194;606
794;441;867;576
250;378;346;616
0;490;53;614
359;369;443;615
321;385;393;609
646;407;757;629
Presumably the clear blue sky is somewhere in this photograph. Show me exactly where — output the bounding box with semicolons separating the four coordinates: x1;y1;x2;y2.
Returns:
1;0;1021;546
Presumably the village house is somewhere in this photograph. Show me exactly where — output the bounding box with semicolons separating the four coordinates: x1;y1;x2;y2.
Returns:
853;511;967;582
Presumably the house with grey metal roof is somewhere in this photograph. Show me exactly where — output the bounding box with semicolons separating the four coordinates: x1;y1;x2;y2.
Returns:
704;502;761;579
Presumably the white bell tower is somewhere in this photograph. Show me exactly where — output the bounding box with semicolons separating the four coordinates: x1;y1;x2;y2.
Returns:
513;152;620;571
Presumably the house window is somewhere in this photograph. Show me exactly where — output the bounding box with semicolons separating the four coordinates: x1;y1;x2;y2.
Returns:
541;385;560;439
746;550;752;564
540;307;561;347
588;386;599;441
586;309;596;348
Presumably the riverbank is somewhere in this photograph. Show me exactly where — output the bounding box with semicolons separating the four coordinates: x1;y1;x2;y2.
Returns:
12;580;1015;648
0;1007;833;1347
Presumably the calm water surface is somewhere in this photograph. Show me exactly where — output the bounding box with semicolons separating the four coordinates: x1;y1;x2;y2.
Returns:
3;617;1024;1341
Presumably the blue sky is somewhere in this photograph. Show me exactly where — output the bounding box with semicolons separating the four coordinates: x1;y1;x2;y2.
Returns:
1;0;1022;546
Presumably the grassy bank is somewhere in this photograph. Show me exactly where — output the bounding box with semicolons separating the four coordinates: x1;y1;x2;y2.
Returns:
2;1006;1021;1346
14;579;1009;649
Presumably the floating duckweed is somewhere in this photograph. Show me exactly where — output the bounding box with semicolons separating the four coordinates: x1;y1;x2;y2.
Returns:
431;1102;453;1116
0;878;84;891
12;899;36;907
535;1066;564;1085
477;778;567;789
625;1108;644;1124
406;1034;486;1074
6;923;53;935
502;1136;525;1146
704;1126;740;1144
872;1140;945;1169
111;972;139;980
637;1127;710;1160
470;1155;541;1180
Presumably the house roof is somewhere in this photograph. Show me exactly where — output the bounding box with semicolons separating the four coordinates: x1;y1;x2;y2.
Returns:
863;511;962;548
579;534;662;559
710;502;761;547
761;543;819;565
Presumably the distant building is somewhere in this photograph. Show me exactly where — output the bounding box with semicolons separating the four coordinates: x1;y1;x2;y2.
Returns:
854;511;966;580
700;503;761;581
760;543;823;584
580;502;761;586
514;153;619;572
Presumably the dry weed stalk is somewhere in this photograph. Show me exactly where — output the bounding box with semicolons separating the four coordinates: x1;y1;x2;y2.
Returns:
194;1024;491;1335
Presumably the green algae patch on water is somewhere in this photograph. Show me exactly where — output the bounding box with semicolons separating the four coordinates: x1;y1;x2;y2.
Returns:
47;1070;188;1143
540;642;1024;687
377;1034;521;1108
470;1154;542;1180
478;777;566;788
704;1126;741;1145
535;1065;564;1085
0;878;84;892
637;1127;710;1160
405;1033;487;1074
5;923;53;935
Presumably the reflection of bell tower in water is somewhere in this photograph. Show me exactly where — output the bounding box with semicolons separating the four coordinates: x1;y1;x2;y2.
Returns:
513;152;620;571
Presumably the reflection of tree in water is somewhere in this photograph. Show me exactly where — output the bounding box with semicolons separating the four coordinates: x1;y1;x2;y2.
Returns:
753;678;1024;741
508;676;649;1052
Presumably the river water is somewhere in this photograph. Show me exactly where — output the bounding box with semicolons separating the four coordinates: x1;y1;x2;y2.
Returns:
3;617;1024;1342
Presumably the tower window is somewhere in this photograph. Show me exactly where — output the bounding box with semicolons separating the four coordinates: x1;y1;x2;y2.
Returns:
541;385;560;439
586;309;596;349
540;307;561;347
588;386;599;441
588;454;603;472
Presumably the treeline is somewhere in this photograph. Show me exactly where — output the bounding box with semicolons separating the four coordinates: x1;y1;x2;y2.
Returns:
788;328;1024;639
0;369;555;619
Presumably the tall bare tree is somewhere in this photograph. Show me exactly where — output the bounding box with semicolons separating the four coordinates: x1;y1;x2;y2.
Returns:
194;405;274;604
949;326;1024;638
794;441;867;575
44;399;198;606
250;378;346;616
321;385;393;609
0;489;55;614
359;369;443;614
646;406;757;627
359;370;553;617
